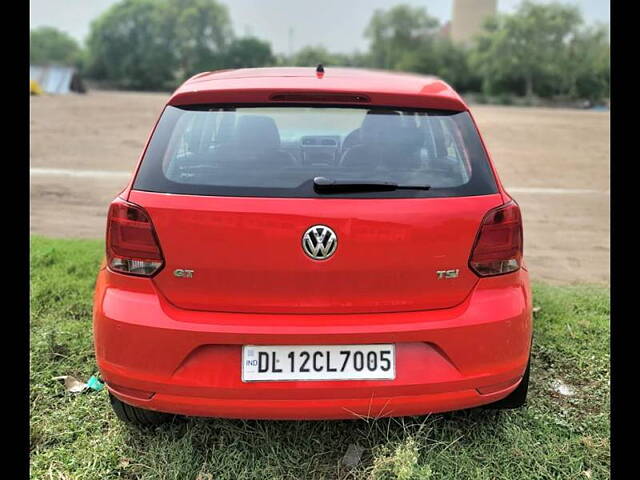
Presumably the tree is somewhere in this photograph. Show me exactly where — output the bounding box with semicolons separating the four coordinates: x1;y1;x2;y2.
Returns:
224;37;274;68
30;27;82;66
563;24;610;101
470;1;582;98
291;46;338;67
431;39;482;92
289;46;370;68
85;0;233;90
162;0;233;78
360;5;481;91
85;0;176;90
394;37;480;92
364;5;440;70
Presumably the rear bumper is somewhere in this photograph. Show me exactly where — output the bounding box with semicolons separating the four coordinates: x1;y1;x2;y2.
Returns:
109;382;521;420
93;269;532;420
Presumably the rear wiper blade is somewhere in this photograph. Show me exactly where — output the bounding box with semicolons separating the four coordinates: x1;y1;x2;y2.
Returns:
313;176;430;193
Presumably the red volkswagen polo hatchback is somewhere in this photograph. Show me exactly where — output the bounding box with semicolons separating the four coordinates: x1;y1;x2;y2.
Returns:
93;67;532;425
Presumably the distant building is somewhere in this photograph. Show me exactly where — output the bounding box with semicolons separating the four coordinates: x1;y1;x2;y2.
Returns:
450;0;497;45
29;65;86;94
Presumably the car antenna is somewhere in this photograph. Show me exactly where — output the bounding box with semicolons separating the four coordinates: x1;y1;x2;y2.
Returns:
316;64;325;79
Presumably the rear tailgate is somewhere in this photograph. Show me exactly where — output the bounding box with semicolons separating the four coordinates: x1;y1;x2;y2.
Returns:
128;190;503;314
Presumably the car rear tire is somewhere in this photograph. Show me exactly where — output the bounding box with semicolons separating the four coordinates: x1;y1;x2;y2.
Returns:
109;393;177;426
485;357;530;409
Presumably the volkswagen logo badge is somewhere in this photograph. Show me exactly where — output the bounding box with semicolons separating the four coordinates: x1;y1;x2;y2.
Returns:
302;225;338;260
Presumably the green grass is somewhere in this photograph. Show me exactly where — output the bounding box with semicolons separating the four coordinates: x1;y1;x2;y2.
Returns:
30;236;610;480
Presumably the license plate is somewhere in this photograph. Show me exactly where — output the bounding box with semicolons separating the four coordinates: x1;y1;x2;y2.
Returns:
242;344;396;382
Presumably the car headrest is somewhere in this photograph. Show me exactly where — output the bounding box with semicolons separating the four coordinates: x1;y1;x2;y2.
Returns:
360;110;402;135
393;126;424;151
235;115;281;150
358;111;423;152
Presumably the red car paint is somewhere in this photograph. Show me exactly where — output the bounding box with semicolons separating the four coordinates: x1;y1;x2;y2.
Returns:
94;67;532;420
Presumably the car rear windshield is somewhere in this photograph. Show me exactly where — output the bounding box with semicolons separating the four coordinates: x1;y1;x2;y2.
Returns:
133;105;498;198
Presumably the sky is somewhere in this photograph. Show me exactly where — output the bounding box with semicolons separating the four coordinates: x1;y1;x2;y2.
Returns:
30;0;610;54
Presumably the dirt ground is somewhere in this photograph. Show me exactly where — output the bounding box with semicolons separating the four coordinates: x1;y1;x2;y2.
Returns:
30;91;609;284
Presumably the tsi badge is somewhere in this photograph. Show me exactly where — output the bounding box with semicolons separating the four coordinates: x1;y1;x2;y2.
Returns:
436;269;459;280
173;269;194;279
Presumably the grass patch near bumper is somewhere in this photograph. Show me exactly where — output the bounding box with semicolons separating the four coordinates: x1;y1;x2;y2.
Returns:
30;236;610;480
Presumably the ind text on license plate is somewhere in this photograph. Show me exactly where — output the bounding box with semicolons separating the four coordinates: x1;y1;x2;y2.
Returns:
242;344;396;382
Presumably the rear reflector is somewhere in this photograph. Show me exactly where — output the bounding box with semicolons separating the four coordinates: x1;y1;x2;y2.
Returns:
477;376;521;395
469;201;523;277
108;382;155;400
106;198;164;276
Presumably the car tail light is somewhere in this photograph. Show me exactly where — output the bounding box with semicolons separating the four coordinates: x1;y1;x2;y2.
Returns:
106;198;164;276
469;201;523;277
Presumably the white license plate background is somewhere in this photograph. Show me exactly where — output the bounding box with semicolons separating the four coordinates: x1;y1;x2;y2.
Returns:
242;344;396;382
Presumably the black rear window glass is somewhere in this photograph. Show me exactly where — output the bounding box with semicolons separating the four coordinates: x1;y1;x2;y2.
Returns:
133;105;498;198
